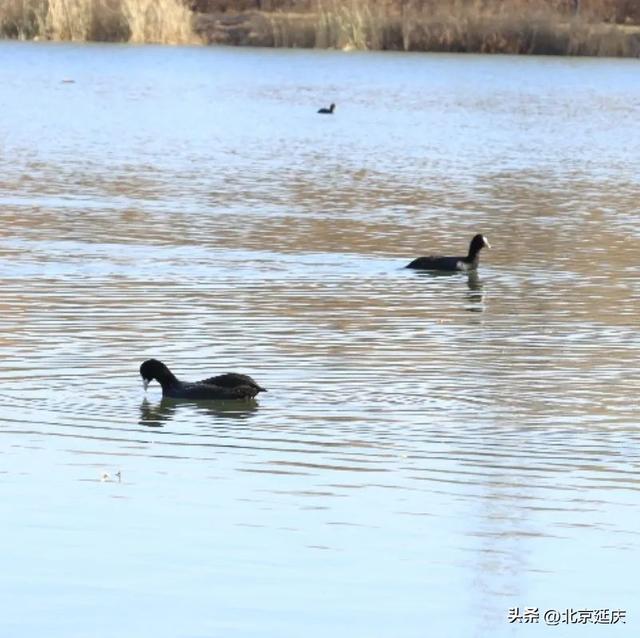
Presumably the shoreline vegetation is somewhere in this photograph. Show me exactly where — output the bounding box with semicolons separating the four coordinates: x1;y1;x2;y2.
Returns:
1;1;639;56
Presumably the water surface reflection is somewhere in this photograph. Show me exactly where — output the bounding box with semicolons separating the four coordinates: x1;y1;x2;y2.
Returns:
0;42;638;638
139;397;260;428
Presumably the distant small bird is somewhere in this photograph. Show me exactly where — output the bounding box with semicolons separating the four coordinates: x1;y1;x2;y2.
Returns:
101;471;122;482
406;234;491;272
139;359;266;400
318;103;335;114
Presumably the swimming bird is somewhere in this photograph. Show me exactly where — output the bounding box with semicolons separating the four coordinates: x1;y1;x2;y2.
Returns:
318;103;335;114
406;234;490;272
139;359;266;400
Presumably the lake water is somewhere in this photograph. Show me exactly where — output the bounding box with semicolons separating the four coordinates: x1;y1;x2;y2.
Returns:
0;41;639;637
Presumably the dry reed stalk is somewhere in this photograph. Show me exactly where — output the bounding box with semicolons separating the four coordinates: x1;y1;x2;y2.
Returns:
0;0;198;43
314;0;389;50
267;12;316;47
121;0;198;44
0;0;48;39
46;0;92;40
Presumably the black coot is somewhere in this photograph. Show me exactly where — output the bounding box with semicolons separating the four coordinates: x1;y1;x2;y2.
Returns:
406;234;490;272
318;103;335;114
139;359;266;400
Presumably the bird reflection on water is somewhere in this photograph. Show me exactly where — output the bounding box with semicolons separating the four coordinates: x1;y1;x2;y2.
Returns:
410;269;486;312
138;397;260;428
465;271;485;312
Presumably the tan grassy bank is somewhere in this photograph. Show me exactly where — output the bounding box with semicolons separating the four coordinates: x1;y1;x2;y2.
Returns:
1;0;640;56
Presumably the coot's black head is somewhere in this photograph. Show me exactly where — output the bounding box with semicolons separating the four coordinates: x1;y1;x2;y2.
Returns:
329;103;335;112
469;234;490;256
140;359;175;390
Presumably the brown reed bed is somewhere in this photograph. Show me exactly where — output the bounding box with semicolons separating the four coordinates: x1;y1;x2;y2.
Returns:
0;0;199;43
213;0;640;56
1;0;639;56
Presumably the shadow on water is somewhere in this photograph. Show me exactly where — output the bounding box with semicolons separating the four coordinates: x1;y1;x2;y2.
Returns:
409;268;485;310
408;268;481;285
466;271;482;291
465;272;485;311
138;397;260;428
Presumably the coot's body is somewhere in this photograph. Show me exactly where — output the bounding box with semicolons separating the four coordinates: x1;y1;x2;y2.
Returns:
406;234;490;272
318;103;335;114
139;359;266;400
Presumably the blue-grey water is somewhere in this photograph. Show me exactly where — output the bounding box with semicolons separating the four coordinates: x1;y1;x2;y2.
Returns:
0;41;639;637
